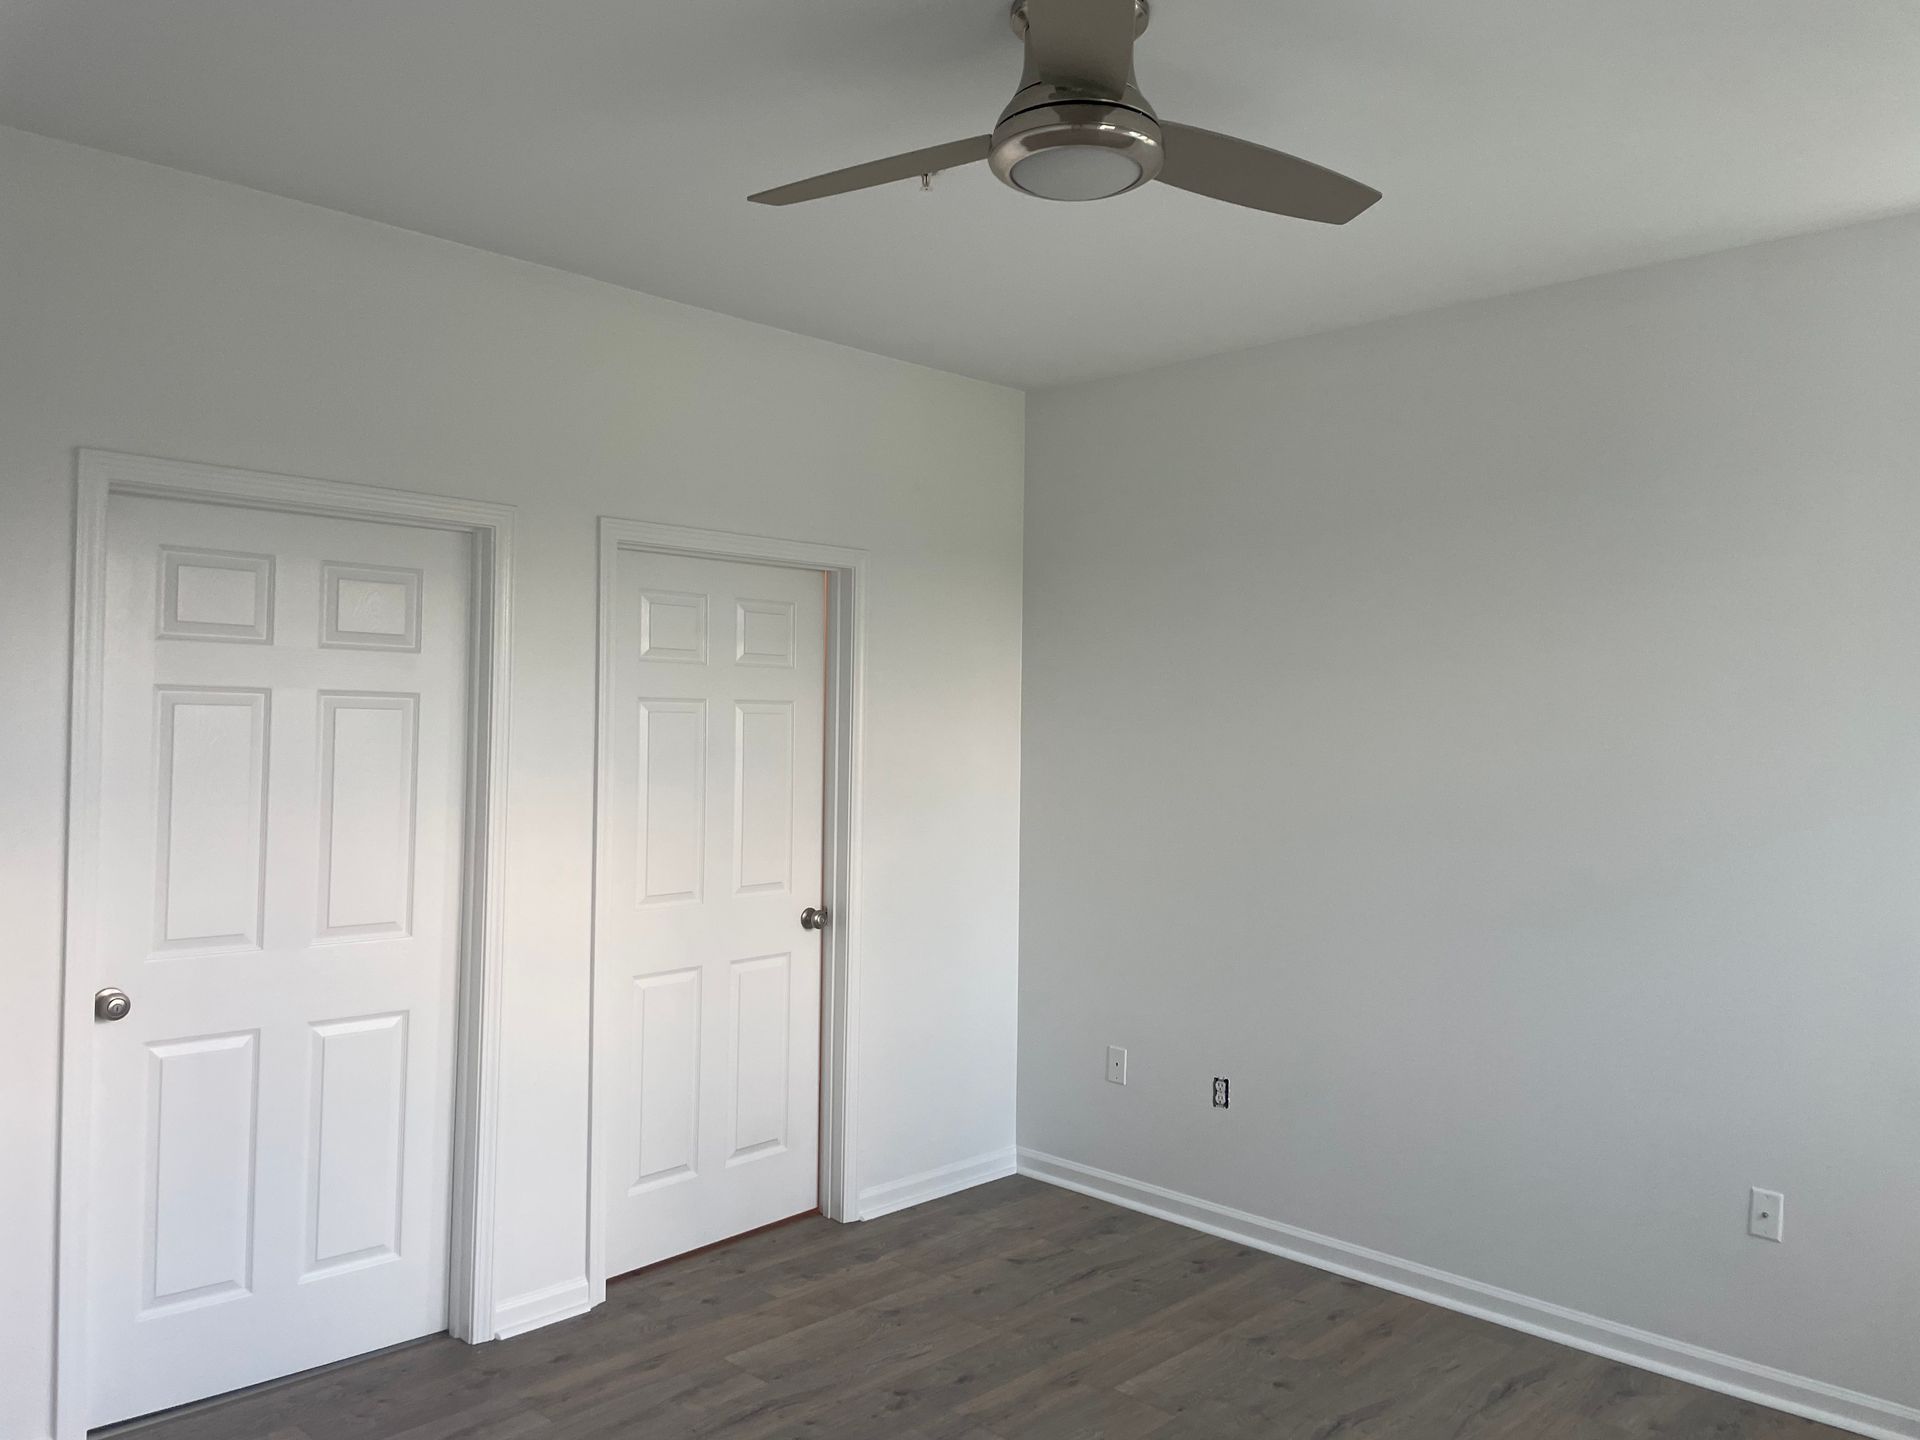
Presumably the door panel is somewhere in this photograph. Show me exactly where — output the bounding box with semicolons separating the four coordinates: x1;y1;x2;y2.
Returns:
305;1012;408;1272
728;952;792;1160
601;551;825;1275
144;1031;259;1310
316;693;418;937
629;968;701;1190
734;702;795;894
153;689;270;951
87;495;469;1427
637;699;707;904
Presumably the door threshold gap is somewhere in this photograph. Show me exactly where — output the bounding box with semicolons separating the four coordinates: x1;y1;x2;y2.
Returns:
92;1332;445;1437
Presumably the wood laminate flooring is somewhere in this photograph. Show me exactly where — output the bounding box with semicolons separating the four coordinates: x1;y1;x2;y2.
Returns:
115;1176;1851;1440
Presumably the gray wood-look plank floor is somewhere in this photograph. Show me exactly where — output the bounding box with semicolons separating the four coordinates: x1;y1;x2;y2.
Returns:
119;1176;1848;1440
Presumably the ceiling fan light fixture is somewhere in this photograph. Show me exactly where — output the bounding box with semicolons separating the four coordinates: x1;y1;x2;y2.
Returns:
988;102;1162;202
1009;144;1142;201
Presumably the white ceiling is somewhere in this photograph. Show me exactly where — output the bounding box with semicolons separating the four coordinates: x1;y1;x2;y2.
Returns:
4;0;1919;387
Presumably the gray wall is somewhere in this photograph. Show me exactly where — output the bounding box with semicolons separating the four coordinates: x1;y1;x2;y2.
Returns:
0;126;1023;1440
1021;211;1920;1417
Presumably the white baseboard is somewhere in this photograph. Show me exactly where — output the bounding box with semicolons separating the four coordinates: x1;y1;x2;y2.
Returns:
1017;1148;1919;1440
491;1276;594;1340
857;1146;1018;1220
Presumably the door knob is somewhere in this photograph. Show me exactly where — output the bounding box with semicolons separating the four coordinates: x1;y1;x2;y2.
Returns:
94;988;132;1022
800;907;829;932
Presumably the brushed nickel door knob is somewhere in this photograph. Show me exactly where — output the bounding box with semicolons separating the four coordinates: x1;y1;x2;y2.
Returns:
94;987;132;1022
800;907;829;932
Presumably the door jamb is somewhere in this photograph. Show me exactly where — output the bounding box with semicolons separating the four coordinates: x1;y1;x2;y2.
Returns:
55;450;515;1440
588;517;867;1301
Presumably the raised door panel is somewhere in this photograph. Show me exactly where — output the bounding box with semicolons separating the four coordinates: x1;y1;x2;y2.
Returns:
637;700;706;905
629;970;701;1192
320;563;423;652
144;1032;260;1312
639;590;707;664
158;547;275;644
734;702;794;896
154;689;270;954
306;1014;408;1274
317;693;419;939
734;599;795;668
729;953;790;1162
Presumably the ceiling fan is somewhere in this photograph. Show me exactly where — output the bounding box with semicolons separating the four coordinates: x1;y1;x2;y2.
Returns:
749;0;1379;222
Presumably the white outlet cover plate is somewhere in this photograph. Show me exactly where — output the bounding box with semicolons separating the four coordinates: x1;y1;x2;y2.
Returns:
1106;1045;1127;1085
1749;1186;1785;1242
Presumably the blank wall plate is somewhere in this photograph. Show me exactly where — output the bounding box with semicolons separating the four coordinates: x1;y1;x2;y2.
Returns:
1106;1045;1127;1085
1749;1186;1785;1242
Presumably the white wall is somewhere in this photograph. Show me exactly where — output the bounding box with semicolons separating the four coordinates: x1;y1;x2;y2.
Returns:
0;126;1022;1440
1021;213;1920;1424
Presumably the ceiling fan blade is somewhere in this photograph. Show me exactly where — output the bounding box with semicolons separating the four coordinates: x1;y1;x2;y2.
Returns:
1022;0;1137;96
1157;122;1381;224
749;136;992;206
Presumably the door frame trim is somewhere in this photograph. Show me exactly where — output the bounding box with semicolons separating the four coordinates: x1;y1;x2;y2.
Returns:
55;449;515;1439
588;517;867;1300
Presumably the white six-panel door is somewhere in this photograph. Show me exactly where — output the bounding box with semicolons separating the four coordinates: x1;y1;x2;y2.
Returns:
601;551;825;1275
87;495;470;1426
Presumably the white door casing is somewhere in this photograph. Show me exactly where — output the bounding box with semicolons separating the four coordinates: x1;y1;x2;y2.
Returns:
599;549;826;1275
85;494;471;1426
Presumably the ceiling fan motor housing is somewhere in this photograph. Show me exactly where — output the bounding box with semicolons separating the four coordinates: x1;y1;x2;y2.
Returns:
992;0;1160;201
988;101;1163;201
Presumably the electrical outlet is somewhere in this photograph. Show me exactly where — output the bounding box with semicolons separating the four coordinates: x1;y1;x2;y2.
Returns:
1106;1045;1128;1085
1212;1076;1229;1109
1749;1187;1784;1242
